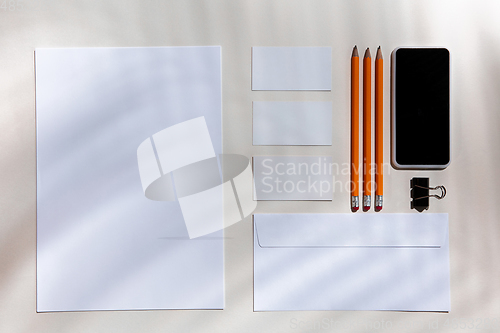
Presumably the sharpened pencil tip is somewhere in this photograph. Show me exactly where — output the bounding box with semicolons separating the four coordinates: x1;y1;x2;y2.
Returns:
352;46;359;57
376;47;383;60
364;48;371;58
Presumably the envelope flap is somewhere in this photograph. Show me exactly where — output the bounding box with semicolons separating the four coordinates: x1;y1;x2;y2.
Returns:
255;214;448;248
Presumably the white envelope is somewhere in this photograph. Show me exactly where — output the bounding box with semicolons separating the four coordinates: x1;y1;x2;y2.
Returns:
254;214;450;311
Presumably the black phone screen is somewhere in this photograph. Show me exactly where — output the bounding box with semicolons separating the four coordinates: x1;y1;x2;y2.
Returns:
393;48;450;168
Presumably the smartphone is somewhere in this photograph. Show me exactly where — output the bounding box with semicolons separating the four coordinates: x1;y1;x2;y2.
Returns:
391;47;450;169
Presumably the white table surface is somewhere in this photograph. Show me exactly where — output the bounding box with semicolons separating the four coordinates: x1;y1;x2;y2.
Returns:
1;0;499;332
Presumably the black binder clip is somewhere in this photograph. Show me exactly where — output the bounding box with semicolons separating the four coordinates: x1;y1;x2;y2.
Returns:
410;178;446;212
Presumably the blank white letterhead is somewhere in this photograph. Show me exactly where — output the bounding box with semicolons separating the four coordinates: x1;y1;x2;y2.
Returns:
35;46;224;312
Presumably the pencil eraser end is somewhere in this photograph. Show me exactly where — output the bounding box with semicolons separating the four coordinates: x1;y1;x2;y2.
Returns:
375;205;382;212
351;206;359;212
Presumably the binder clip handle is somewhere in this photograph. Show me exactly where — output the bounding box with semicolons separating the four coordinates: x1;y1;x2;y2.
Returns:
413;184;446;200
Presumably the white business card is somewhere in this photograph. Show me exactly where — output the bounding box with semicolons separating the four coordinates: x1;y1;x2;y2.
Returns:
252;47;332;90
253;101;332;146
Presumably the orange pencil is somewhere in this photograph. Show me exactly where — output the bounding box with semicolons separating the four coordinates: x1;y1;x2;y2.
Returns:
350;46;360;212
363;48;371;211
375;46;383;211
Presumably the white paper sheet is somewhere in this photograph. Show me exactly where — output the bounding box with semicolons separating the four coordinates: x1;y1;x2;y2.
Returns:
253;156;333;200
153;116;216;174
252;47;332;90
36;46;224;312
253;101;332;146
254;213;450;311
